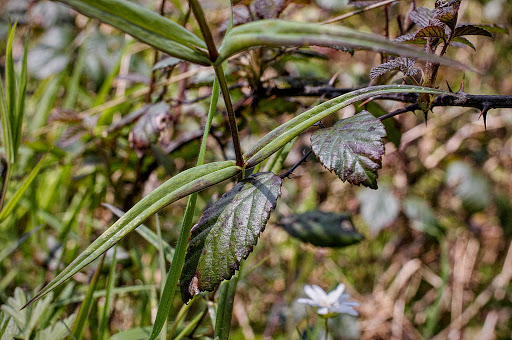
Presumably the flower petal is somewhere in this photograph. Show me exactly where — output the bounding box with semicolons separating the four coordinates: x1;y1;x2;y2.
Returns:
297;298;322;307
311;285;329;304
331;305;359;316
327;283;346;302
317;307;329;315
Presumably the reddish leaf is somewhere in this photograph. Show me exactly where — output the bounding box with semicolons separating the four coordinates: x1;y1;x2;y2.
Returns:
415;25;448;41
454;25;493;38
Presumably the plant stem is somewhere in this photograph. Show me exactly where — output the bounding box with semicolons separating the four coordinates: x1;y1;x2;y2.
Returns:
148;72;222;340
188;0;218;61
0;165;11;212
214;65;244;168
215;269;240;339
325;317;329;340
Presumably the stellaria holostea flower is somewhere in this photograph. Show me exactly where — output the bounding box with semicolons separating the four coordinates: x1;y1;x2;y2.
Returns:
297;283;360;317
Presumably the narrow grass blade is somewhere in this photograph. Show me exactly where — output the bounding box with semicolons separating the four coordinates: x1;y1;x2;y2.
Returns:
72;254;105;340
155;214;167;340
0;225;42;263
0;150;51;222
217;20;472;71
26;161;241;308
56;0;211;65
102;204;175;263
14;30;29;155
0;25;16;164
149;70;222;340
174;307;207;340
99;246;117;340
244;85;453;167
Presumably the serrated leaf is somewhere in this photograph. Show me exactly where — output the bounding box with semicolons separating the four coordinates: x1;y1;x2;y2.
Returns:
394;32;428;44
415;25;448;41
409;7;433;29
433;1;460;30
359;102;402;149
451;36;475;50
0;310;20;340
279;210;363;247
1;288;53;339
454;25;493;38
311;111;386;189
180;172;282;303
244;85;452;168
370;57;421;80
357;186;400;235
217;19;470;71
26;161;242;307
474;24;508;35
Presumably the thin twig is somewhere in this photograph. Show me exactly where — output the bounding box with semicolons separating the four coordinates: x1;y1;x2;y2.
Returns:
280;149;312;179
322;0;398;25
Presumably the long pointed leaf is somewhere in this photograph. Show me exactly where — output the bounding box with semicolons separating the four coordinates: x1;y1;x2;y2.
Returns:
14;30;29;155
244;85;453;167
26;161;242;307
72;254;105;340
0;151;51;222
56;0;211;66
1;24;16;164
217;20;471;71
180;172;282;302
103;204;175;263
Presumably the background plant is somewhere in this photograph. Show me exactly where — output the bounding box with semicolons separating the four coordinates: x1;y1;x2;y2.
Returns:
0;0;511;339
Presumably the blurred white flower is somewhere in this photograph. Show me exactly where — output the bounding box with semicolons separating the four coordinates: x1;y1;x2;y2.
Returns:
297;283;360;317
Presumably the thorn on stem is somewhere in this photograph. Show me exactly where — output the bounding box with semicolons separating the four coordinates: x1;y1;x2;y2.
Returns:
479;104;492;130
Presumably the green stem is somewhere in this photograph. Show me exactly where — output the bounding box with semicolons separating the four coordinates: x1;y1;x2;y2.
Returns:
0;165;11;212
215;269;240;339
325;317;329;340
148;73;222;340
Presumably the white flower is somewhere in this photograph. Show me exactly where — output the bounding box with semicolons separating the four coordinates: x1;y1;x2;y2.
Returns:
297;283;360;317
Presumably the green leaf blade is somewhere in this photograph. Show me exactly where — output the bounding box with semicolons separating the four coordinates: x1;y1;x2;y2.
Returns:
311;111;386;189
180;172;282;303
244;85;450;169
26;161;242;308
56;0;211;65
0;151;51;222
217;20;469;70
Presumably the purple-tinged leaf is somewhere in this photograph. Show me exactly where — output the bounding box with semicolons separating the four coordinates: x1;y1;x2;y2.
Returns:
454;25;493;38
415;25;448;41
180;172;282;302
474;24;508;35
433;1;460;31
409;7;433;29
394;31;426;44
370;57;421;80
311;111;386;189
